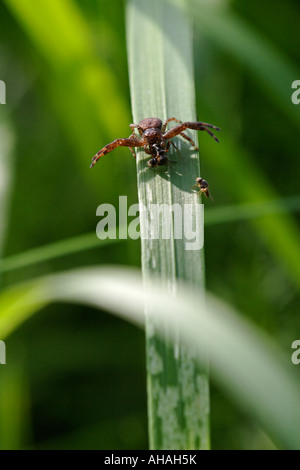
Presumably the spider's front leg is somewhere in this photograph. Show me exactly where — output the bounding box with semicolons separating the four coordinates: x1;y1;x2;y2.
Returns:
91;135;144;168
161;117;182;133
163;121;221;143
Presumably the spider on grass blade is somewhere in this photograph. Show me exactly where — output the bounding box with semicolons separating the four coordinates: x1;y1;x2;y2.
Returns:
90;117;220;168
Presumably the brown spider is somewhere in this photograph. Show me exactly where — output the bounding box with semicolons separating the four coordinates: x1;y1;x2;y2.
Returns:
192;177;210;198
90;117;220;168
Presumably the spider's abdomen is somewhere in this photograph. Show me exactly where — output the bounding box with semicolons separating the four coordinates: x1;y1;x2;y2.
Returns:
138;117;162;131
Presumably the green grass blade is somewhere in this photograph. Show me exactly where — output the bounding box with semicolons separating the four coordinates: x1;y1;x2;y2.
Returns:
1;193;299;275
0;228;126;274
127;0;211;450
1;266;300;449
205;196;300;226
3;0;131;197
3;0;128;133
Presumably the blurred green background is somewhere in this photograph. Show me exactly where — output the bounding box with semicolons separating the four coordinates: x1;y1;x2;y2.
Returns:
0;0;299;450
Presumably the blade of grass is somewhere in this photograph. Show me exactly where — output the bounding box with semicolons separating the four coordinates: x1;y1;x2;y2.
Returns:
3;0;128;133
205;195;300;226
127;0;210;450
0;193;299;275
3;0;131;198
1;195;300;275
1;266;300;448
0;227;127;274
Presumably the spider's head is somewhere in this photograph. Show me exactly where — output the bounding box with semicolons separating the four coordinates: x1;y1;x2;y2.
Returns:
143;128;162;145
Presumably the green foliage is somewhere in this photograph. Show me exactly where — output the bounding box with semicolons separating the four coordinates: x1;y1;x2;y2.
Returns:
0;0;300;450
